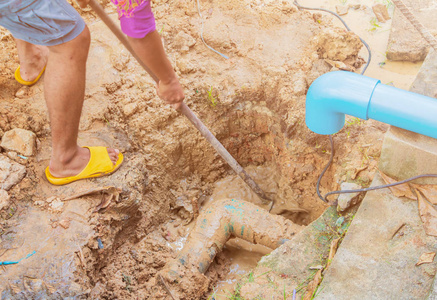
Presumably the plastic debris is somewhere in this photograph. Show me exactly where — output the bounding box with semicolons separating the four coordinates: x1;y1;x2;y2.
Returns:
0;250;36;265
97;238;104;249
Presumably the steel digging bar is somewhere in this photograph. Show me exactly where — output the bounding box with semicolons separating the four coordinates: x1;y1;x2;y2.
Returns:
88;0;273;207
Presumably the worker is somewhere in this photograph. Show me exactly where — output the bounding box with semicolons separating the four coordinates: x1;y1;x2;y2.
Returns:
0;0;184;184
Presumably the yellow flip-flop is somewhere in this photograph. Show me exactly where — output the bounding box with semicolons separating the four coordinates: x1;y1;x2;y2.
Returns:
14;65;46;86
45;146;124;185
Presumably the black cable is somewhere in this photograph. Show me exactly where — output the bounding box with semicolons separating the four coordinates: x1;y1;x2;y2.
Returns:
318;136;437;203
316;136;334;203
293;0;371;75
295;0;437;203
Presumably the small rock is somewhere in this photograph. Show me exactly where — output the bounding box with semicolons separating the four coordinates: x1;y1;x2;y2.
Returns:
372;4;390;23
105;81;122;94
111;53;130;71
0;189;10;210
50;198;64;212
123;102;139;117
313;13;323;23
58;219;70;229
0;154;26;191
313;28;362;61
176;59;195;74
337;182;362;212
1;128;37;156
15;86;29;98
6;151;19;161
335;5;349;16
173;32;196;52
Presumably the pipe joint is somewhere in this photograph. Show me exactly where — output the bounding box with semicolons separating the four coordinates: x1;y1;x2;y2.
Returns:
305;71;379;135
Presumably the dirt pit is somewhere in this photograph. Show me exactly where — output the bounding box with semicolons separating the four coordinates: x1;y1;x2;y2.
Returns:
0;0;409;299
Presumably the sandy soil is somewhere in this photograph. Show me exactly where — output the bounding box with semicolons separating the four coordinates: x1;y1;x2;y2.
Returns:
0;0;419;299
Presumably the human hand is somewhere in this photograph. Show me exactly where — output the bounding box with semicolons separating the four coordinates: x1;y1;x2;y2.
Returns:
75;0;90;8
156;77;185;110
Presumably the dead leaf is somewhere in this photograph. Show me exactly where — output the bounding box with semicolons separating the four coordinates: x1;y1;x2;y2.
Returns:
76;246;87;269
412;184;437;205
351;166;367;180
324;59;354;71
417;191;437;237
62;186;121;201
93;191;120;213
380;172;416;200
416;252;436;266
303;269;323;300
326;238;340;269
60;186;121;213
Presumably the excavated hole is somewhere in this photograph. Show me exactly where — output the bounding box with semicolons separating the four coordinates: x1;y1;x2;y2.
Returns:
83;85;338;299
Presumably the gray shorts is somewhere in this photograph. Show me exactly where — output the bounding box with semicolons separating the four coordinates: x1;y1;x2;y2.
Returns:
0;0;86;46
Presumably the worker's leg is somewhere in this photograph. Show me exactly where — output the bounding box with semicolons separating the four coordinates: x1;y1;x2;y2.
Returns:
14;38;48;82
0;0;120;179
45;26;119;178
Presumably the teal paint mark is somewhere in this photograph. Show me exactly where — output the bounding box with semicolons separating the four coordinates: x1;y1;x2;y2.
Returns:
229;221;234;234
240;225;245;236
200;218;208;229
225;205;244;214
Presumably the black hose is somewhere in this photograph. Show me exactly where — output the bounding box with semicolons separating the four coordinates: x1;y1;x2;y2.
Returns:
292;1;437;202
316;136;334;203
317;135;437;203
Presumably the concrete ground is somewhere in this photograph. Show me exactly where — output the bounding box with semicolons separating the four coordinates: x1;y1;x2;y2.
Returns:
387;0;437;62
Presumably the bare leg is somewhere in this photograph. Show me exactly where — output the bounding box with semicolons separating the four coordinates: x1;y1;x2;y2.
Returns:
127;30;184;108
45;26;119;178
15;38;49;82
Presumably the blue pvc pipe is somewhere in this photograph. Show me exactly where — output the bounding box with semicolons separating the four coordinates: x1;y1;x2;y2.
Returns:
305;71;437;139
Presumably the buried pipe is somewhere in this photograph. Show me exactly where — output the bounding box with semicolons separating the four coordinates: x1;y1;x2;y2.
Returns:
305;71;437;139
158;199;302;298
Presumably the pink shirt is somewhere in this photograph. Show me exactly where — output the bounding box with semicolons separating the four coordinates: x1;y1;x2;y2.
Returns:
111;0;156;38
111;0;145;17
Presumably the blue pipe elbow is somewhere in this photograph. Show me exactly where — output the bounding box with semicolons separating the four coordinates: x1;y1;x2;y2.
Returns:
305;71;437;139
